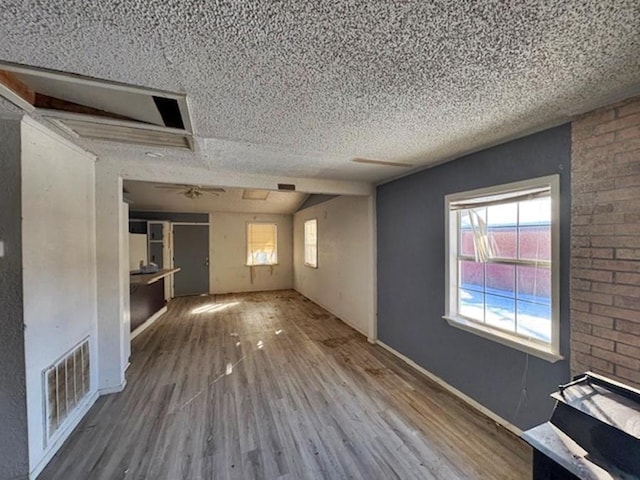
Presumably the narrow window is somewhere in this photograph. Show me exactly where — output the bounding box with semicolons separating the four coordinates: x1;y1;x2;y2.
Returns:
444;175;561;362
247;223;278;266
304;219;318;268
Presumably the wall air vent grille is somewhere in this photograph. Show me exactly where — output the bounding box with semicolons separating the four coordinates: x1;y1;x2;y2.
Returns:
44;339;90;442
50;117;193;150
0;61;195;150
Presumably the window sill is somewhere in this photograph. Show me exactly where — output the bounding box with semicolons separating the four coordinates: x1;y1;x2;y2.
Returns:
304;263;318;269
246;263;279;267
443;315;563;363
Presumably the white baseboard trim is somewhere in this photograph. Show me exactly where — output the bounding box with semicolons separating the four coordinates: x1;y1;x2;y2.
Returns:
376;340;522;437
130;305;167;340
98;379;127;396
293;290;369;338
29;389;99;480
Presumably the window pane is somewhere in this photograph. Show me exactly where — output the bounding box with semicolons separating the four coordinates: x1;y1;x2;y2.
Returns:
304;219;318;266
459;210;479;257
519;197;551;224
517;265;551;304
305;246;317;267
486;263;515;297
449;182;556;350
459;288;484;322
485;294;515;332
519;224;551;261
460;212;475;257
487;203;517;259
460;260;484;292
517;300;551;342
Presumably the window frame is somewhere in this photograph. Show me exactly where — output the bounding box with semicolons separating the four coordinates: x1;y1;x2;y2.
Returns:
246;222;278;266
303;218;318;268
443;175;562;362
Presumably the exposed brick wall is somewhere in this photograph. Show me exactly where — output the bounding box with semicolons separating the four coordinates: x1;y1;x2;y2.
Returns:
571;96;640;387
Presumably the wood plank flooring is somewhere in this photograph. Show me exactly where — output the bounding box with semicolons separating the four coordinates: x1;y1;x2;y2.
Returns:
39;291;531;479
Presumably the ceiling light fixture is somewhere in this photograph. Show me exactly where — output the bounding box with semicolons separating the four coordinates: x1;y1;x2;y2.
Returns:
184;188;203;199
145;151;164;158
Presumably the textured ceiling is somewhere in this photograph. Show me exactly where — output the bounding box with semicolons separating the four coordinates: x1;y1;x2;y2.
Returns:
1;1;639;184
124;181;307;214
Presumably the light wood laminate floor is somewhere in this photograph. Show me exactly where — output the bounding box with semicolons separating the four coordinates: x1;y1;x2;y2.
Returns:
40;291;531;479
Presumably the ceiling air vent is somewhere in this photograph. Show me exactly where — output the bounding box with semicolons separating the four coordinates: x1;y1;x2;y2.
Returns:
242;189;270;200
51;116;192;149
352;157;413;167
278;183;296;191
0;61;194;150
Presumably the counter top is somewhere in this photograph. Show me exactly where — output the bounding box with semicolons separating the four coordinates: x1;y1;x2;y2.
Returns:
130;267;181;286
523;423;622;479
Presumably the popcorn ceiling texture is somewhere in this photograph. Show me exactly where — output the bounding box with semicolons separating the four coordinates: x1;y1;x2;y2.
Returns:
0;1;639;183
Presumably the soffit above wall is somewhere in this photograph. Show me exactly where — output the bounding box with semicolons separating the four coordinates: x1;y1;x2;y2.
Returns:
124;180;307;214
0;1;639;184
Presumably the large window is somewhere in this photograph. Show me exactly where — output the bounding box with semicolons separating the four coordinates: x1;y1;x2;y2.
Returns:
246;223;277;266
444;175;561;361
304;219;318;268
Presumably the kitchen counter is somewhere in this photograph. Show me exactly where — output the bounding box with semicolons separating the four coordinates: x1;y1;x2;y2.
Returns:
129;267;180;335
130;267;181;286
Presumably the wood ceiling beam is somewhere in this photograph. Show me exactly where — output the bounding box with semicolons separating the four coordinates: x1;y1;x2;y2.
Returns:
0;69;35;105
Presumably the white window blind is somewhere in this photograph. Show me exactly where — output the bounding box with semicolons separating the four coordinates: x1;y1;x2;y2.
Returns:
304;219;318;267
247;223;277;265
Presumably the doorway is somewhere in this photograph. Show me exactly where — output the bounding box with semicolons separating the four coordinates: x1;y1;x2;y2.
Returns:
172;223;210;296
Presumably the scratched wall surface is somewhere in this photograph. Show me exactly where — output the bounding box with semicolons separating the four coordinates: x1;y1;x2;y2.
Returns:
0;117;29;480
0;1;638;183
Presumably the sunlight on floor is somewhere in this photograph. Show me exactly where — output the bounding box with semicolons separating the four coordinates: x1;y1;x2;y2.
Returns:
190;301;240;314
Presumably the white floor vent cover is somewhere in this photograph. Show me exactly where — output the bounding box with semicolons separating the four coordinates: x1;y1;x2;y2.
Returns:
44;339;90;442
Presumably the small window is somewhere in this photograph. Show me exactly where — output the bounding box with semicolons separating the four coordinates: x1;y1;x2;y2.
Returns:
247;223;277;266
444;175;561;362
304;219;318;268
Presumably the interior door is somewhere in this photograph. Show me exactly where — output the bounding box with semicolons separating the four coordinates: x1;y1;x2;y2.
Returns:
172;224;209;296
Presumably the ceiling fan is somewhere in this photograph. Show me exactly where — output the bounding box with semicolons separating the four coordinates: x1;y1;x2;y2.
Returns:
154;183;226;199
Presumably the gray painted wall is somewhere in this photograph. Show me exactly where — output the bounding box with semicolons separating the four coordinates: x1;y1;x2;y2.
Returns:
377;124;571;430
0;118;29;479
130;211;209;223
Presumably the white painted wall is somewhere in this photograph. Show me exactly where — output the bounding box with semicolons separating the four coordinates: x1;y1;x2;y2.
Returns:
128;233;147;270
293;196;376;338
120;202;131;368
95;165;128;394
20;118;99;476
209;212;293;293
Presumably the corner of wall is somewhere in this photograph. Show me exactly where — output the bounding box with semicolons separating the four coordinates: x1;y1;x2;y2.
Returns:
0;117;29;480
